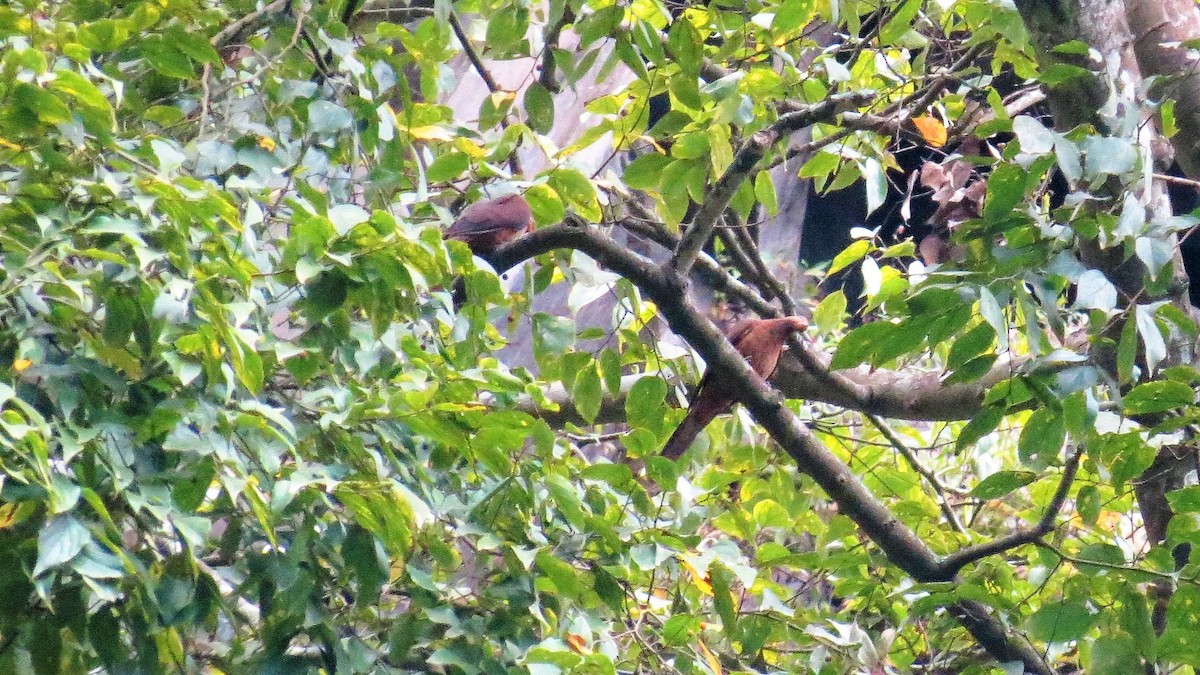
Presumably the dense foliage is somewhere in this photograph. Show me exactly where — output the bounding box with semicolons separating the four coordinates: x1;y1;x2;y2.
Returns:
2;0;1200;673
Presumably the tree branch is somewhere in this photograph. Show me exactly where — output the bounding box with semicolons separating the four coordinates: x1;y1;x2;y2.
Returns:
510;328;1078;426
485;224;1051;674
620;202;780;318
936;448;1083;578
670;93;871;277
211;0;290;48
866;414;968;534
449;12;525;177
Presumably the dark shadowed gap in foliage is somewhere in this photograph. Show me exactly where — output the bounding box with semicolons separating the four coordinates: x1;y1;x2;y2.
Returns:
1169;174;1200;307
800;140;941;325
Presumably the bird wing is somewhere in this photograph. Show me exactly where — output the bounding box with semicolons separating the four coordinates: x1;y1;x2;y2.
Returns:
445;197;532;237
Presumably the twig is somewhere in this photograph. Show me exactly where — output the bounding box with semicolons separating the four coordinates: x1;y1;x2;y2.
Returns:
448;12;525;177
1155;172;1200;190
485;223;1051;674
715;221;777;300
1033;541;1190;583
867;414;969;534
538;6;574;93
937;448;1083;578
670;93;872;277
621;200;782;318
729;220;797;315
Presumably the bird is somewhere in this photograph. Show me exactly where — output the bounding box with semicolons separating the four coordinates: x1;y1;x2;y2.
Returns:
661;316;809;460
443;193;534;255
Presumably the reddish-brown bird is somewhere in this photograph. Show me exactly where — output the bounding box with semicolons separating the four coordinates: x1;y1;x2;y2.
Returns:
661;316;809;459
443;193;534;255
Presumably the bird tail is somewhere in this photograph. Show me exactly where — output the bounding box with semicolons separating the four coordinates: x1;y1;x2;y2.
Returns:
661;405;721;460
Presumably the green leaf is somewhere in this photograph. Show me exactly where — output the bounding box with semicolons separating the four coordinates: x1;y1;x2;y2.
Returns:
627;377;668;434
754;169;779;216
667;20;702;76
710;563;740;640
574;364;603;424
946;323;995;369
1019;408;1064;465
335;482;416;561
599;348;622;396
828;240;872;275
13;83;72;126
943;354;998;385
308;100;354;135
303;270;349;319
485;5;528;51
983;163;1025;223
50;70;113;116
1090;635;1142;673
524;82;555;135
168;27;221;65
579;463;633;487
1162;99;1178;138
1027;602;1095;642
172;456;216;512
546;475;587;528
1072;270;1117;311
956;406;1005;452
77;19;130;51
829;321;893;370
1124;380;1194;415
236;346;264;394
103;295;137;347
525;183;565;224
969;470;1036;500
536;551;590;598
533;314;576;361
623;153;672;190
812;290;846;334
548;169;601;221
662;614;700;646
773;0;817;33
1083;136;1138;177
427;152;469;182
1166;486;1200;514
31;618;63;675
1077;485;1100;526
141;37;195;79
34;515;91;577
878;0;921;43
1117;314;1137;383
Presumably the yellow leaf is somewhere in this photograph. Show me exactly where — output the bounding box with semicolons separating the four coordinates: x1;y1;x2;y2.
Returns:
565;633;592;654
912;115;947;148
12;358;32;372
257;136;276;152
406;125;456;142
0;138;22;151
454;138;488;158
698;640;724;675
489;91;516;107
682;559;713;596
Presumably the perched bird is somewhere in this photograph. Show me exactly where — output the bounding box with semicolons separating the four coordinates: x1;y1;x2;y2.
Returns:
443;193;534;255
661;316;809;460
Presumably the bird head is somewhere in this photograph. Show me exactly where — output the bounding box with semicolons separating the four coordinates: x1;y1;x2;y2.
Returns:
781;316;809;334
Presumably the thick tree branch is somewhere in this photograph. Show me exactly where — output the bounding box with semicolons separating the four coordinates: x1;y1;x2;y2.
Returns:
486;224;1051;674
512;331;1076;427
211;0;290;48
